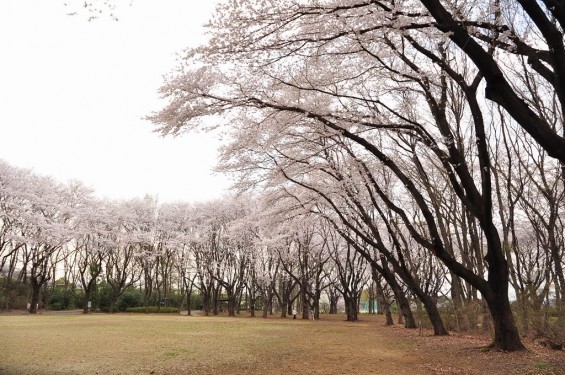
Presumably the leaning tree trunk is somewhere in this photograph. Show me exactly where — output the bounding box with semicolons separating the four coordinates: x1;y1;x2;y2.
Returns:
416;290;449;336
388;260;448;335
373;265;417;328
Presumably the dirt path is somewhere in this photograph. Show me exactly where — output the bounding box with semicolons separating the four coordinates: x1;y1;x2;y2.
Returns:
268;315;564;375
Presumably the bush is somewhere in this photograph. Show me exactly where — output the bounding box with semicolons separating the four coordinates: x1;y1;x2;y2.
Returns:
167;291;186;308
125;306;178;313
91;282;113;312
189;293;202;310
0;277;29;310
47;287;79;310
116;288;143;312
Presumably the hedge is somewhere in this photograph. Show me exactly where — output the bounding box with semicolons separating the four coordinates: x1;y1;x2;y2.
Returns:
125;306;178;313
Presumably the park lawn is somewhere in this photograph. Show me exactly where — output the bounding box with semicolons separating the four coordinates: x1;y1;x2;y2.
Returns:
0;312;563;375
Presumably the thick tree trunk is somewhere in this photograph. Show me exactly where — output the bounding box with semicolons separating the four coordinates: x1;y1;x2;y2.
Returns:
329;297;338;314
201;287;212;316
250;296;257;317
279;300;287;318
247;286;256;317
484;279;525;350
82;277;97;314
212;285;220;315
419;293;448;336
262;290;273;319
186;291;192;316
82;289;92;314
29;278;42;314
344;296;358;321
487;298;524;350
227;295;236;317
328;289;339;314
313;290;321;320
383;303;393;326
479;226;525;350
262;298;270;318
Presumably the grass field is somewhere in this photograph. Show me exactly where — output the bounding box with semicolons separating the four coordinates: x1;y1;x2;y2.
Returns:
0;312;564;375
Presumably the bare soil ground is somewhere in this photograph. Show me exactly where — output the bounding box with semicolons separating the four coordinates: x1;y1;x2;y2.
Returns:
0;311;563;374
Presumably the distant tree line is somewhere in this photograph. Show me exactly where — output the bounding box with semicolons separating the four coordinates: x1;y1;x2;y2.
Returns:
1;155;563;349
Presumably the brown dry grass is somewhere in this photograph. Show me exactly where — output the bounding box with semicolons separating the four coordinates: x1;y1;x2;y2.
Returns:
0;311;563;375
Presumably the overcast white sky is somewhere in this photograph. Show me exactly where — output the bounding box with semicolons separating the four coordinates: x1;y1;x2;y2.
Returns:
0;0;230;203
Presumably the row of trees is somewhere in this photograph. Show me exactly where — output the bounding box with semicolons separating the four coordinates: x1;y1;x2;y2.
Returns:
0;161;384;321
1;139;563;344
147;0;565;351
3;0;564;353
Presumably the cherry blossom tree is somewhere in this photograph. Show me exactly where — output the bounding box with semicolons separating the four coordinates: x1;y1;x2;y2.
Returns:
491;120;565;331
9;171;74;313
0;161;31;287
150;0;564;350
158;202;197;314
211;198;253;316
63;184;107;314
324;225;369;322
103;199;144;313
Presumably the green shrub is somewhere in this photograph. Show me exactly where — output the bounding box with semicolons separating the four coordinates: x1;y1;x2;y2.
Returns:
116;288;143;312
125;306;178;313
91;282;113;312
47;287;79;310
0;277;30;310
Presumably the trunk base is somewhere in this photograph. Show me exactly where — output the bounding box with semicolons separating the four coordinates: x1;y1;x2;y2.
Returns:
485;339;526;352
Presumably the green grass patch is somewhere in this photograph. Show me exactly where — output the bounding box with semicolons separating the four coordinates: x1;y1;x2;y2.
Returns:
125;306;178;313
534;362;553;370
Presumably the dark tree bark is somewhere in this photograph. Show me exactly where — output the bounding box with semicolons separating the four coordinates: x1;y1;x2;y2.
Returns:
375;280;393;326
